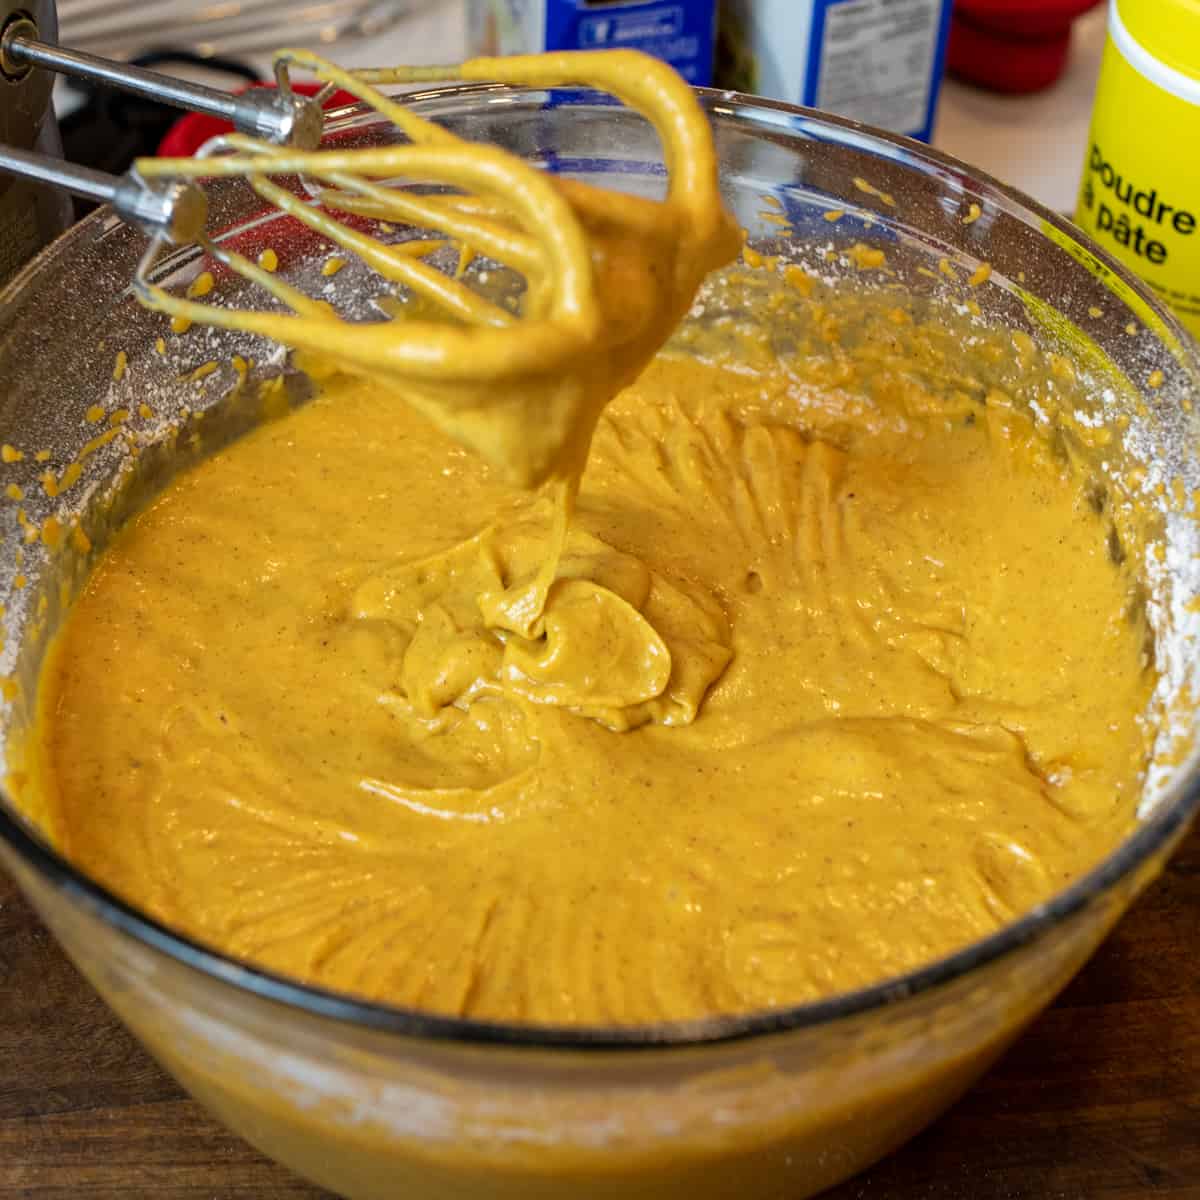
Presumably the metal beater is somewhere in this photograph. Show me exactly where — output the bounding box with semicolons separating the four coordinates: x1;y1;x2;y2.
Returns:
0;23;739;488
0;4;324;245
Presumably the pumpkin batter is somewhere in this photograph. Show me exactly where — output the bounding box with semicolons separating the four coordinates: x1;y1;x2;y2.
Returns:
32;278;1154;1024
16;48;1155;1026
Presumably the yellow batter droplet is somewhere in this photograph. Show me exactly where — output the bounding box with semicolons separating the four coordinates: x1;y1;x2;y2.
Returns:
4;483;22;501
188;362;219;383
1148;370;1164;390
186;271;215;299
258;248;279;273
321;257;346;277
968;263;992;288
784;264;813;296
823;210;844;222
170;316;192;335
40;516;63;550
34;450;50;463
1;444;24;463
85;405;105;424
155;337;167;355
848;243;886;270
138;403;154;420
1048;354;1077;383
852;176;896;207
962;202;982;225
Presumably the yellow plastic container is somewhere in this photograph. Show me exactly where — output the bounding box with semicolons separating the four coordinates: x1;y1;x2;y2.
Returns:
1076;0;1200;340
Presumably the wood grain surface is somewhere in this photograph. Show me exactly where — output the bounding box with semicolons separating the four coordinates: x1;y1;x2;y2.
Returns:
2;821;1198;1200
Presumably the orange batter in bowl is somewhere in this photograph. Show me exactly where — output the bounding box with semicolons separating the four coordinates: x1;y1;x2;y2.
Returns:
29;276;1154;1023
6;48;1154;1028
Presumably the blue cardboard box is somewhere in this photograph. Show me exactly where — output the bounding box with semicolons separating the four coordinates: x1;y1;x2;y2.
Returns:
716;0;953;143
467;1;717;85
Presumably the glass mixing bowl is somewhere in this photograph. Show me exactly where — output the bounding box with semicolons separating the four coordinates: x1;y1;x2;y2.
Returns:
1;87;1198;1200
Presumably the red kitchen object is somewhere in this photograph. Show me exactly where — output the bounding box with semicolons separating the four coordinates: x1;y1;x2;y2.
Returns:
157;82;374;281
157;82;359;157
948;0;1103;93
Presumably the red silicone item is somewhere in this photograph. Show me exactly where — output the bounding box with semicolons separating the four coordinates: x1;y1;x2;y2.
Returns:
948;0;1103;93
956;0;1102;33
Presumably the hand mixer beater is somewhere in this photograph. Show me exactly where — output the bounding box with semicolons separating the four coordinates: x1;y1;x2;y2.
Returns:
0;27;741;489
135;50;741;488
0;6;323;238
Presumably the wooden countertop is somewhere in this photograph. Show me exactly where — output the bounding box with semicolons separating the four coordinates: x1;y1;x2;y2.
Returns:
2;822;1198;1200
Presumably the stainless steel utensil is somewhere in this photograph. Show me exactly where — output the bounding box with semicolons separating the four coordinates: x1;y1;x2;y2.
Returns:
0;5;323;244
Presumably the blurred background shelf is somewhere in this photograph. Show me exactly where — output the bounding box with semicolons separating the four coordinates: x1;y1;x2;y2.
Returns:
55;0;432;58
52;0;1106;213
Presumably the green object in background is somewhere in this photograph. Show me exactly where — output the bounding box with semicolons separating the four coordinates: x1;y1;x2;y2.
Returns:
714;2;757;93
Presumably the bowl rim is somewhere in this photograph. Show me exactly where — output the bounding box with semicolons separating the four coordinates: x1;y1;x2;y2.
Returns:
1;82;1198;1052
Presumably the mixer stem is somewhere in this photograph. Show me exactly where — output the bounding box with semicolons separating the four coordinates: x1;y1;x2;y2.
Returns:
0;11;324;242
0;142;207;243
